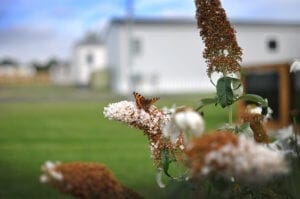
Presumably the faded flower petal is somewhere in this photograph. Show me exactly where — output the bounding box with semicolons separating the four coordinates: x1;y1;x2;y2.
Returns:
290;60;300;73
156;168;166;188
268;125;300;156
40;161;62;183
39;174;49;183
186;132;289;183
174;110;205;136
162;119;181;144
162;108;205;145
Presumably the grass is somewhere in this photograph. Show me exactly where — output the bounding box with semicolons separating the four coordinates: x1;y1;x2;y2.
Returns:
0;86;230;199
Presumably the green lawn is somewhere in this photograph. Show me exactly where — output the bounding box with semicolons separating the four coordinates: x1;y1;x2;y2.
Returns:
0;87;230;199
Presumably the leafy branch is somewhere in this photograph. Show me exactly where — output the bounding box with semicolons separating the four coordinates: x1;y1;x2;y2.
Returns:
197;77;268;113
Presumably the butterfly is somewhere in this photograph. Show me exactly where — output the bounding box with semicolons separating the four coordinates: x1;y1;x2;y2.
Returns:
133;91;159;112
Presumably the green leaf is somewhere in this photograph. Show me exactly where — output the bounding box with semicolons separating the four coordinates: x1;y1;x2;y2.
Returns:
235;123;254;137
230;77;241;89
239;122;250;132
196;97;218;110
161;149;174;179
231;78;243;98
239;94;268;107
216;77;234;108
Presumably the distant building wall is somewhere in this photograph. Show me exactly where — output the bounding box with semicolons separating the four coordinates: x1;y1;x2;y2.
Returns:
0;64;41;85
129;24;209;94
72;45;107;85
235;24;300;66
107;19;300;94
107;25;131;93
50;64;73;85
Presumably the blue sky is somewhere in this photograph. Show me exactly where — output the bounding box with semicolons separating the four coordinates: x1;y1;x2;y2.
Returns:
1;0;300;62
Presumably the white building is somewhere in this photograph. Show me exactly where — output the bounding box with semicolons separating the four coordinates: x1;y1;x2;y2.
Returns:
0;63;35;77
106;18;300;94
71;33;107;86
49;62;73;85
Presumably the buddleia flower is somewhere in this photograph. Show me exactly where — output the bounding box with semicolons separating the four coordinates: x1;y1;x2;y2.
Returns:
40;161;142;199
185;132;289;183
103;101;184;167
195;0;242;77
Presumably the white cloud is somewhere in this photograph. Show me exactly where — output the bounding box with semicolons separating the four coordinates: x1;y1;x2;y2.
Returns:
222;0;300;20
0;25;72;62
1;0;300;62
136;0;175;10
0;1;124;62
159;9;193;18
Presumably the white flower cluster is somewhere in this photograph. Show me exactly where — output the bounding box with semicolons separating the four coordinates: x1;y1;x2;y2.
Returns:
290;60;300;73
202;136;289;183
163;107;204;143
156;168;166;188
268;125;300;156
248;105;273;121
40;161;63;183
103;101;168;135
175;110;204;136
162;120;181;144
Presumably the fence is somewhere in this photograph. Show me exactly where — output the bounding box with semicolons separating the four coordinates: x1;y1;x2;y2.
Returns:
0;72;50;86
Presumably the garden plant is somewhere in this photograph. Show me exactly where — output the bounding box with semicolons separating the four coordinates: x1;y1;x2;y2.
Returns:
40;0;300;198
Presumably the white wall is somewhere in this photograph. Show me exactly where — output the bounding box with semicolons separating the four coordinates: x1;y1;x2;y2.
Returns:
72;45;107;85
235;24;300;66
108;23;212;94
107;21;300;94
50;64;73;85
107;26;131;93
131;24;212;94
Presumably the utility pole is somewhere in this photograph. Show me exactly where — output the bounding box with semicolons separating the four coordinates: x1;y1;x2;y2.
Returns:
126;0;134;94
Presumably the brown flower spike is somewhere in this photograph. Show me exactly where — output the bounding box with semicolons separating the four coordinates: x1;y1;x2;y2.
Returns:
195;0;243;77
241;112;270;143
185;131;288;183
41;162;143;199
185;131;238;175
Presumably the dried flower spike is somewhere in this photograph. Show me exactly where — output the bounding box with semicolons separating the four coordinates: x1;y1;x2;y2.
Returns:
241;105;271;143
40;161;142;199
185;131;238;174
195;0;242;77
185;132;288;183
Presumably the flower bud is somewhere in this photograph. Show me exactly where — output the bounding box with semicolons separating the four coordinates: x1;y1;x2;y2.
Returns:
290;60;300;73
174;108;205;137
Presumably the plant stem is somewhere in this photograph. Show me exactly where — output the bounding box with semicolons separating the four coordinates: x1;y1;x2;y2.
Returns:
228;105;233;125
292;116;299;158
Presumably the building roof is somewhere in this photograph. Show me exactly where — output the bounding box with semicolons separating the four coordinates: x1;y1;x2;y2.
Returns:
111;17;195;26
76;32;104;47
0;63;18;68
110;17;300;28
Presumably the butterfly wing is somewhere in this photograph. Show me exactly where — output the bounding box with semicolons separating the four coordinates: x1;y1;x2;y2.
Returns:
133;92;144;109
133;92;159;111
143;97;160;111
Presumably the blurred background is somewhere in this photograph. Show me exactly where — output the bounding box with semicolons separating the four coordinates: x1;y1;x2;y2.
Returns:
1;0;300;198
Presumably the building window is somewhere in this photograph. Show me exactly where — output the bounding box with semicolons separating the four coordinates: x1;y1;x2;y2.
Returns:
86;53;94;65
291;71;300;121
131;38;142;56
267;38;278;52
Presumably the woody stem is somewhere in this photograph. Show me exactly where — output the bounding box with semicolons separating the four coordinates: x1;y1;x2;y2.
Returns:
228;105;233;125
